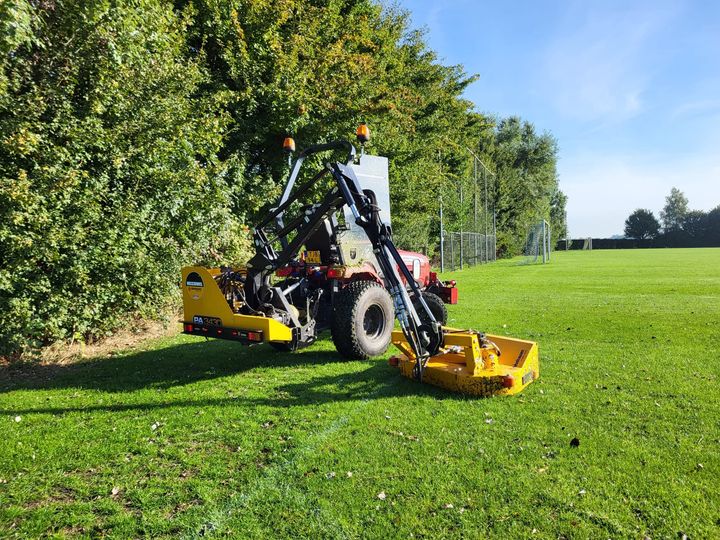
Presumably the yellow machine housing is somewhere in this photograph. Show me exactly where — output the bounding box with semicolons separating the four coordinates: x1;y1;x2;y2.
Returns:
182;266;293;343
390;329;539;396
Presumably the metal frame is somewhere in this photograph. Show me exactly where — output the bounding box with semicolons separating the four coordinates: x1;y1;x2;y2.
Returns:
244;141;443;378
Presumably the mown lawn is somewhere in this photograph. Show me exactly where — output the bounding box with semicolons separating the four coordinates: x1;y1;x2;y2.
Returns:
1;248;719;539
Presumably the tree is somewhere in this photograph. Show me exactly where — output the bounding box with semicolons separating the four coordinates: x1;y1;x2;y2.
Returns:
660;187;688;232
178;0;487;252
707;205;720;245
681;210;708;237
624;209;660;239
550;189;568;242
488;117;559;256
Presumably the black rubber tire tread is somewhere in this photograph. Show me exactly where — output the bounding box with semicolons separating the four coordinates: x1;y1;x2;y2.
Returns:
414;291;448;326
331;280;394;360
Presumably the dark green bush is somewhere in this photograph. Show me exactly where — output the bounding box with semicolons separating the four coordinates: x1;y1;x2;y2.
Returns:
0;1;244;356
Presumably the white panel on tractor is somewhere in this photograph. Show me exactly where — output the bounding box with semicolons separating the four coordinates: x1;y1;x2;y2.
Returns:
337;155;391;271
348;155;391;225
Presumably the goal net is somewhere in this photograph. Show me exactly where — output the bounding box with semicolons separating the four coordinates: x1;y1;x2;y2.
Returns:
521;220;551;264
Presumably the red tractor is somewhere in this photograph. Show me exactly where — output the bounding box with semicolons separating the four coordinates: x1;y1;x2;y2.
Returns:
182;127;457;359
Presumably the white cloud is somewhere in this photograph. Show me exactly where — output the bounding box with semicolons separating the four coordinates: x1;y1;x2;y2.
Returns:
672;99;720;119
540;3;679;123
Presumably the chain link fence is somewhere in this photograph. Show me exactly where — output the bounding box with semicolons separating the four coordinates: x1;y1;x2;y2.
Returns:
439;231;496;271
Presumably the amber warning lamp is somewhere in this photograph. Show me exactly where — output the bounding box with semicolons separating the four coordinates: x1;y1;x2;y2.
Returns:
282;137;296;153
356;123;370;144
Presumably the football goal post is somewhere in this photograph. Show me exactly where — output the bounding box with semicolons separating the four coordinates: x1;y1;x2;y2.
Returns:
521;220;551;264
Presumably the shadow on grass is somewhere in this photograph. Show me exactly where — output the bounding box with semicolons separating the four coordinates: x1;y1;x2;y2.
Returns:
1;338;455;415
1;338;354;393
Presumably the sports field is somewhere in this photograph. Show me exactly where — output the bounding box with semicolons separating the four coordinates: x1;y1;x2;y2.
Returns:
1;248;719;538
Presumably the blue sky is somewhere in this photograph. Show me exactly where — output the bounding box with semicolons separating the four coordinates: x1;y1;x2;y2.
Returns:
397;0;720;237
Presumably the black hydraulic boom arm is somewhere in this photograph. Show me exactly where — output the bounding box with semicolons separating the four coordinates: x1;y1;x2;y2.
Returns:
244;141;443;378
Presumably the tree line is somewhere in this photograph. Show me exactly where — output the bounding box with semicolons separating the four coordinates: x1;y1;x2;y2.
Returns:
624;188;720;246
0;0;563;356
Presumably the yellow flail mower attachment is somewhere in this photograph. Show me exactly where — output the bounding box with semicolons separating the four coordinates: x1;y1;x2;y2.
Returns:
389;329;539;396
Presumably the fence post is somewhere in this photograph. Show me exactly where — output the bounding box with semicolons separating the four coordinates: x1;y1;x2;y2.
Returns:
492;211;497;261
460;231;464;269
484;169;488;262
475;233;478;265
474;159;478;233
547;221;551;262
451;233;455;271
439;197;444;273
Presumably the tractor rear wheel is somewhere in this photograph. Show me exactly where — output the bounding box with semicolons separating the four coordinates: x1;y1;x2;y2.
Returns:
331;280;394;359
414;291;448;326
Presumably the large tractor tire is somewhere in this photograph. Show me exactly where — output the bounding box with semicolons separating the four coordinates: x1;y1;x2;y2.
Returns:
413;291;448;326
331;280;394;359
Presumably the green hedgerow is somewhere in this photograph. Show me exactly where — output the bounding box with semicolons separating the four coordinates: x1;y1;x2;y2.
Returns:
0;1;245;356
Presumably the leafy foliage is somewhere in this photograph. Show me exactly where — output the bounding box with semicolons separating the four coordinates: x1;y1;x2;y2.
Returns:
549;189;568;241
707;206;720;245
0;0;560;355
660;186;689;232
0;1;241;356
485;117;562;256
622;190;719;247
624;209;660;240
176;0;487;252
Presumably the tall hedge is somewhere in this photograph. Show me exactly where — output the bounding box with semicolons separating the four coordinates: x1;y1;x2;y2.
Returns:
0;1;240;355
0;1;561;357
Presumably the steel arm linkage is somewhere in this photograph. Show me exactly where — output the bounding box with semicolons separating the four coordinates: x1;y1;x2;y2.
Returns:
244;141;443;378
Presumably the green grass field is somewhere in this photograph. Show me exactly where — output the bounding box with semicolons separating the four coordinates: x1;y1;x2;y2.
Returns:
1;248;719;539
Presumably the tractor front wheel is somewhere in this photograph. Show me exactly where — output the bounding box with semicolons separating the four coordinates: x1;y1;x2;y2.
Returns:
414;291;448;326
331;280;394;359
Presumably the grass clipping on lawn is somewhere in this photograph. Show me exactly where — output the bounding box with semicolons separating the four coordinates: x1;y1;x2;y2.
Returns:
1;248;719;539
